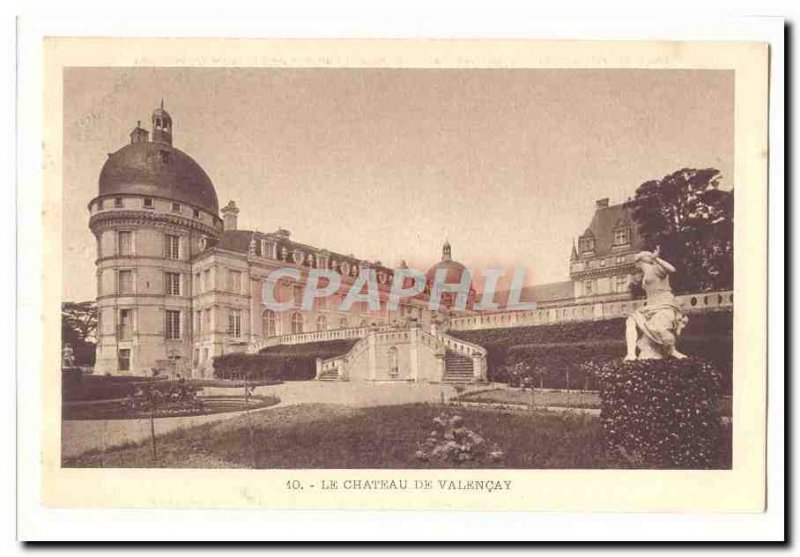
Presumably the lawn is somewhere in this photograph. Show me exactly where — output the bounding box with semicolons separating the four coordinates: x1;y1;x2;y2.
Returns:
63;403;731;469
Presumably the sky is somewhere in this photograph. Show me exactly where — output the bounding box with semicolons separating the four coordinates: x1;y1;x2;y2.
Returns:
62;68;733;301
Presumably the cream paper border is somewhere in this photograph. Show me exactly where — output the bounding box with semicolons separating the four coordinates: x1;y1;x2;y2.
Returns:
39;38;768;512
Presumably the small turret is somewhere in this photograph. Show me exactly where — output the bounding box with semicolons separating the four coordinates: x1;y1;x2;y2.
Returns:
151;99;173;145
441;240;452;262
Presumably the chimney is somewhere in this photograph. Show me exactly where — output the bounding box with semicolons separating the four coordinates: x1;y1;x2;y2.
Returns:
129;121;149;144
222;200;239;231
596;198;610;209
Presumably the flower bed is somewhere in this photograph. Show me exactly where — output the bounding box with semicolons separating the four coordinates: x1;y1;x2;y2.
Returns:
63;395;281;420
588;358;723;468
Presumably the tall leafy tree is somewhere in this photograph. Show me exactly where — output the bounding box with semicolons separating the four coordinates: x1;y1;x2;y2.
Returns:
62;301;97;366
625;168;733;294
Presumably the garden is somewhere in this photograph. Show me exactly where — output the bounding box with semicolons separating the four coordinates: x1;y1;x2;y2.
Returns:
62;372;280;420
62;401;731;469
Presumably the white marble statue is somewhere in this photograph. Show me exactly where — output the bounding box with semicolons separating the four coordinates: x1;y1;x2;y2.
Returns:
625;247;689;360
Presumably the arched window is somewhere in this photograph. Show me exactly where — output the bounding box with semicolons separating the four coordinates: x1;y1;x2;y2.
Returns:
291;312;304;334
262;309;276;338
316;314;327;331
339;317;349;329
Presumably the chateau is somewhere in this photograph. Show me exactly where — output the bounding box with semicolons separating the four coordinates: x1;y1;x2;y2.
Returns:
89;104;481;377
88;104;646;378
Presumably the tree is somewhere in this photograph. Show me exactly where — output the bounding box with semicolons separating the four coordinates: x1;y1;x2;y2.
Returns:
625;168;734;294
62;301;97;366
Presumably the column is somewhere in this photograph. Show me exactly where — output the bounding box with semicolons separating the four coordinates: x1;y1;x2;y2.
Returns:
368;331;377;381
409;325;420;383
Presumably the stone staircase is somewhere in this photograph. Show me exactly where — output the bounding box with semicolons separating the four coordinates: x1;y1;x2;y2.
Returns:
317;368;340;381
442;350;474;384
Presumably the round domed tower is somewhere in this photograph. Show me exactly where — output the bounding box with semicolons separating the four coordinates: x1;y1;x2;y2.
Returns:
426;241;476;310
88;103;223;376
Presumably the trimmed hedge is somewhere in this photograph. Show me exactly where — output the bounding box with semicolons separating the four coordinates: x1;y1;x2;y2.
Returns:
588;358;724;469
61;372;167;402
214;339;359;381
448;312;732;393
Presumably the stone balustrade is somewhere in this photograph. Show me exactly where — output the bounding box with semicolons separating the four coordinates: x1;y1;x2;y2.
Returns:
448;290;733;332
252;290;733;351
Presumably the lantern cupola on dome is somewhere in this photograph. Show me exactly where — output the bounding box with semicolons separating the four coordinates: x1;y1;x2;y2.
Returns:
151;99;173;145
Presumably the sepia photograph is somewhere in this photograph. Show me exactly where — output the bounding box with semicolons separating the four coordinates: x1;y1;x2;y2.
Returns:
59;65;736;471
20;33;773;523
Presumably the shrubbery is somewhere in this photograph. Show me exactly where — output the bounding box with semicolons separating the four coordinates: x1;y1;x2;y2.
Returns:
588;358;723;468
448;312;732;393
214;339;359;381
61;372;167;402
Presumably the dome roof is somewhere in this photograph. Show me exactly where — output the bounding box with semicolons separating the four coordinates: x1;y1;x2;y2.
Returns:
98;141;219;214
426;258;468;284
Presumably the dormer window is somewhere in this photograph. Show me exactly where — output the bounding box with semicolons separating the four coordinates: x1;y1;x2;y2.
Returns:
614;227;630;246
172;202;181;213
158;150;170;164
143;197;154;209
579;236;595;253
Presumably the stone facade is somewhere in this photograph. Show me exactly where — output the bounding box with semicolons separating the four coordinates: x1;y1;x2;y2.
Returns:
89;105;442;378
569;197;645;301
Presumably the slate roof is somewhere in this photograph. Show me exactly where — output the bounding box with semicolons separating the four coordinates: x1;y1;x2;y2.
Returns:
579;202;644;257
99;141;219;214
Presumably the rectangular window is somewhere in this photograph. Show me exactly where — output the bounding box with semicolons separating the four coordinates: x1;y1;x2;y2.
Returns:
114;197;123;208
165;272;181;295
204;308;211;331
228;270;242;294
228;309;242;338
118;308;132;341
118;349;131;371
193;209;200;218
117;270;134;294
97;199;104;210
292;284;302;305
196;310;203;334
165;234;180;260
172;202;181;213
203;269;211;291
194;272;201;293
615;276;628;293
143;197;154;209
584;280;594;296
616;255;626;264
165;310;181;340
117;230;132;255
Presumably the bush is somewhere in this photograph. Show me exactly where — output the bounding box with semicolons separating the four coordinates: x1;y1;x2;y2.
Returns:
213;353;300;381
588;358;723;469
214;339;358;381
215;340;359;381
62;373;167;402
